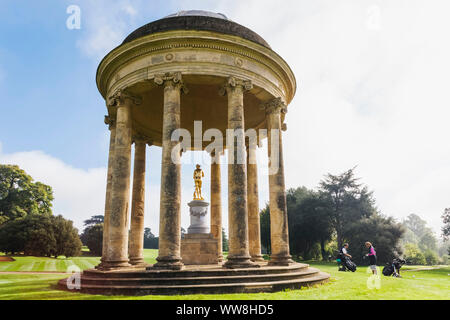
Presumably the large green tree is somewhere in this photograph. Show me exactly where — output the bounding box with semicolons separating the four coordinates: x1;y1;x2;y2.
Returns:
319;167;375;247
0;165;53;225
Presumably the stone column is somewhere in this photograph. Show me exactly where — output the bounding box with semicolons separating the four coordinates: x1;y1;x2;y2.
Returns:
128;135;150;267
220;76;257;268
261;98;294;266
210;151;223;263
151;72;188;270
247;142;264;262
98;115;116;269
103;89;141;269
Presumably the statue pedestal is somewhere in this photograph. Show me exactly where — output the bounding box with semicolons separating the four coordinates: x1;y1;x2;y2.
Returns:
181;233;219;265
181;200;219;265
187;200;210;234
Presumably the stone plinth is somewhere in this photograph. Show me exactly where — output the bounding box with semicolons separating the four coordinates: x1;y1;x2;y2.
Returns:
187;200;210;234
181;233;219;265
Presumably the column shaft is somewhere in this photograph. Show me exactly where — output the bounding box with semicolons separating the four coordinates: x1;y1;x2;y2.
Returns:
129;140;146;266
247;145;264;261
152;72;186;270
222;77;257;269
98;117;116;268
106;97;133;268
210;153;223;263
265;99;294;266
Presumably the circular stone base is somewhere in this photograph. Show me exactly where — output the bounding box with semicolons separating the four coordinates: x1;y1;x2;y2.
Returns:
57;262;330;296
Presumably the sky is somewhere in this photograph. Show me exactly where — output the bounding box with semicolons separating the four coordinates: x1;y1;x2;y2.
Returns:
0;0;448;236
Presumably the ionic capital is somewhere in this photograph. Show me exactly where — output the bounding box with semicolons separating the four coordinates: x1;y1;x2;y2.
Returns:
108;89;142;108
132;133;153;146
260;97;287;115
154;72;188;94
219;76;253;96
104;115;116;130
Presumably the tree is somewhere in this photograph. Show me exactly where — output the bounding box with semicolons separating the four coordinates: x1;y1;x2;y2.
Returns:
345;214;404;264
143;227;159;249
260;206;270;254
0;165;53;225
319;167;375;247
404;243;426;265
82;224;103;256
404;214;428;239
285;187;333;260
423;249;439;266
0;214;81;257
222;228;229;252
83;215;104;227
80;215;104;255
442;208;450;242
259;187;334;260
402;213;439;258
52;215;82;257
419;230;438;252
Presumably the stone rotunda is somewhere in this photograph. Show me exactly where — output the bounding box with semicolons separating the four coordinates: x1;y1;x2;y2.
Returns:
59;10;329;295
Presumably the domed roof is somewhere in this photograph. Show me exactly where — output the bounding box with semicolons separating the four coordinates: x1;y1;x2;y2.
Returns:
122;10;270;48
164;10;229;20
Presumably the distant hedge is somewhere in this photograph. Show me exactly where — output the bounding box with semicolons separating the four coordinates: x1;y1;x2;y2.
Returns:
0;214;82;258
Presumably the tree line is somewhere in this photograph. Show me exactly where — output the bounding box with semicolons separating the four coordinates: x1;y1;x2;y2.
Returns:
260;168;449;265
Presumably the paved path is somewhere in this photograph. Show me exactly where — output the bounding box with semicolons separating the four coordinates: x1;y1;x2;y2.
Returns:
403;266;444;272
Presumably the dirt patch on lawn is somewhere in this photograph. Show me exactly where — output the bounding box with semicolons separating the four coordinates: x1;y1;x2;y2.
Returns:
0;256;15;262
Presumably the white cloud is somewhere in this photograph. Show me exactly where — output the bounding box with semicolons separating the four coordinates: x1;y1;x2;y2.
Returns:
75;0;142;61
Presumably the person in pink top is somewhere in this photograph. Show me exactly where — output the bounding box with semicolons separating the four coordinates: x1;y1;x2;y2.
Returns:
365;241;377;275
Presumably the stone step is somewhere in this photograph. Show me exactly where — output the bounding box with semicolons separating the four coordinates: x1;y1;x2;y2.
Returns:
59;272;330;295
79;268;321;286
85;263;310;278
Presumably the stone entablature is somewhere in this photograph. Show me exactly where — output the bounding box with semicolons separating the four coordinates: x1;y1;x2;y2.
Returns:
97;30;296;108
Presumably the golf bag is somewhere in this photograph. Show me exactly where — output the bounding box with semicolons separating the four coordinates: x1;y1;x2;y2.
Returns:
382;264;394;276
336;251;357;272
343;256;357;272
382;258;405;277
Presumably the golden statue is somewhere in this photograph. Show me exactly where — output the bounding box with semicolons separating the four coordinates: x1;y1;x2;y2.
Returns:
193;164;204;200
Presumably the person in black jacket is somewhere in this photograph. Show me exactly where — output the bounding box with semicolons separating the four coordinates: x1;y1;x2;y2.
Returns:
338;243;352;271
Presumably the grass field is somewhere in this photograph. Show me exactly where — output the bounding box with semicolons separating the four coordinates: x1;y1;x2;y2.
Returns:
0;249;449;300
0;249;158;272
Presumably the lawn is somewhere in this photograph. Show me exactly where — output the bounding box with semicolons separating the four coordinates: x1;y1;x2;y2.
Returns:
0;250;449;300
0;249;158;272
